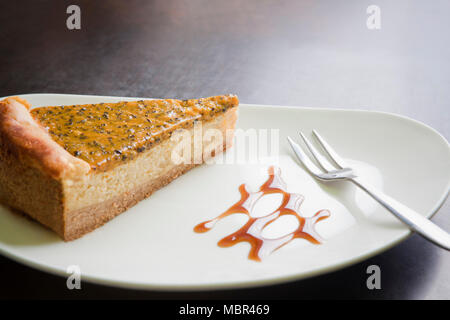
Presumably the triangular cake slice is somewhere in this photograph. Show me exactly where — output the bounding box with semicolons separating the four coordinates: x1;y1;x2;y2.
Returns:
0;95;239;240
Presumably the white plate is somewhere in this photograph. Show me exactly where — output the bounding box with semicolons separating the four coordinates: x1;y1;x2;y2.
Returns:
0;94;449;291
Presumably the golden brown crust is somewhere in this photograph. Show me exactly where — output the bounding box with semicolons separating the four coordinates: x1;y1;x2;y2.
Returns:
0;97;90;180
0;137;65;235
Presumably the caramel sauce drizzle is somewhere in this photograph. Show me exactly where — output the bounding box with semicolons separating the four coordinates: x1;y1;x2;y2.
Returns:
194;166;331;261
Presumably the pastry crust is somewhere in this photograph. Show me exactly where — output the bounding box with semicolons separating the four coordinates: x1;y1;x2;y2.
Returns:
0;97;90;180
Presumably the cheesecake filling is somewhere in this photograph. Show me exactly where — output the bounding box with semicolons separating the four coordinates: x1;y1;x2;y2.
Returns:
63;109;238;212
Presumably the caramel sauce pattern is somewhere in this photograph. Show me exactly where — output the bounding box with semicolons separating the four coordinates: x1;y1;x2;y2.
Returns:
30;95;238;172
194;166;331;261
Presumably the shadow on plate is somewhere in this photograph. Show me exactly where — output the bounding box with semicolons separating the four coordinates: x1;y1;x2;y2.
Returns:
288;154;409;231
0;205;60;246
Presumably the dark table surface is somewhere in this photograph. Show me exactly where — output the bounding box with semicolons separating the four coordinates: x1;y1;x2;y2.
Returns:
0;0;449;299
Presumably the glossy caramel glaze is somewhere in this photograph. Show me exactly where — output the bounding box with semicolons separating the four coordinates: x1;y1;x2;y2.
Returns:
31;95;238;172
194;166;330;261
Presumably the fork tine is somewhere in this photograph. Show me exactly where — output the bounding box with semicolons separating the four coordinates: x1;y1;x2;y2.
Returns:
299;132;337;172
312;130;348;169
287;136;323;176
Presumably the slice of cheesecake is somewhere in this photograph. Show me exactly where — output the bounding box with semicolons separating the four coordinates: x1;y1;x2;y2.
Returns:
0;95;239;240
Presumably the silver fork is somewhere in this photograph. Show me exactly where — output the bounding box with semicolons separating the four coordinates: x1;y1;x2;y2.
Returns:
287;130;450;250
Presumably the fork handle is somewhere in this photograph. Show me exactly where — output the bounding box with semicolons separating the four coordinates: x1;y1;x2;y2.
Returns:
351;177;450;250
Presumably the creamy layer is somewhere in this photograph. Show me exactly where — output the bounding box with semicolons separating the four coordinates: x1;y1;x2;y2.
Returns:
63;108;238;211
